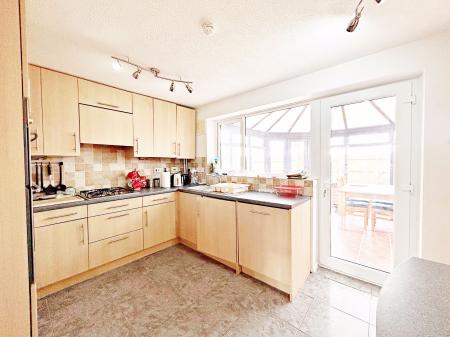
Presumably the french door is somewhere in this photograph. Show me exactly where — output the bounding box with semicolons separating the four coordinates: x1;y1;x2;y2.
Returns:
319;81;418;285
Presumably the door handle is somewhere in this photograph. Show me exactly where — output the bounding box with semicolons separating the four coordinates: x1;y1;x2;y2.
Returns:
106;213;129;220
135;138;139;154
73;133;78;152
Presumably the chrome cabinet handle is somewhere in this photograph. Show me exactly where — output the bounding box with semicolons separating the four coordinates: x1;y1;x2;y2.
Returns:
73;133;78;152
135;138;139;154
172;142;177;155
177;143;181;156
106;213;129;220
250;210;271;216
153;197;168;202
108;236;129;244
80;224;85;244
106;204;129;209
45;212;78;220
97;102;119;109
144;210;148;227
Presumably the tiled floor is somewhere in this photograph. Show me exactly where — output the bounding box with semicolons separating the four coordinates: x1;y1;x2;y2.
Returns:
38;245;380;337
331;211;393;272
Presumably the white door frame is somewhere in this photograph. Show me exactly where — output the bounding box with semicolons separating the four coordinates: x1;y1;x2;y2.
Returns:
318;80;422;285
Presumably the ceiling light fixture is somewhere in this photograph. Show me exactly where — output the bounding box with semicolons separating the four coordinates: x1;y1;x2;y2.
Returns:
346;0;383;32
132;67;141;79
110;56;193;93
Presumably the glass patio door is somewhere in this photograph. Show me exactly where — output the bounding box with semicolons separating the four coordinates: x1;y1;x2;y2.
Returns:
319;81;416;285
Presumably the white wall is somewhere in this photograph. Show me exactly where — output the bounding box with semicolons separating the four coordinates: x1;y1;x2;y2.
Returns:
197;29;450;266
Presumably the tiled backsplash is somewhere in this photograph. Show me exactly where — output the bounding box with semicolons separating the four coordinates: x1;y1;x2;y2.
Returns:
32;144;205;191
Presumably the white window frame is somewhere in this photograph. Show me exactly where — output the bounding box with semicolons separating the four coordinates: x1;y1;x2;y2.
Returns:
217;102;313;176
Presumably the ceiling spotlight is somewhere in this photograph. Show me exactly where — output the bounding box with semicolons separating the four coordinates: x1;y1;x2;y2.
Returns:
170;81;175;92
112;58;122;71
347;0;364;32
132;68;141;79
185;83;193;93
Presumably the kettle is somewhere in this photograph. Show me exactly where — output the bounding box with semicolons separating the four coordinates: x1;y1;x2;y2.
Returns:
172;173;182;187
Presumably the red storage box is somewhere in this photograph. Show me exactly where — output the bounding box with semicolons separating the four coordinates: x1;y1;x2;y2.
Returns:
274;185;304;198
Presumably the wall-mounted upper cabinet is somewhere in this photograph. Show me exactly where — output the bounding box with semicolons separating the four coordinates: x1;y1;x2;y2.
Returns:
29;65;44;156
153;99;177;158
176;106;196;159
41;68;80;156
132;94;154;157
78;79;132;113
79;105;133;146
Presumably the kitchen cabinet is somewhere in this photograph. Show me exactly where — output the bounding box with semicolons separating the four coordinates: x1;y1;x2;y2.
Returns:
153;99;177;157
88;208;143;243
79;104;133;146
41;68;80;156
177;192;200;248
132;94;154;157
176;106;196;159
28;65;44;156
198;196;237;269
35;219;88;288
89;230;143;268
237;201;311;300
143;200;176;249
78;78;132;113
87;197;142;217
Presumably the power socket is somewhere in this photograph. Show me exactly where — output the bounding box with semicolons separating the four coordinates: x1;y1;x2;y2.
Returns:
154;167;162;173
170;166;179;173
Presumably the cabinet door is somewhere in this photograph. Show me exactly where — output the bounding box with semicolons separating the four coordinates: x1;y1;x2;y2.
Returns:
29;65;44;156
132;94;154;157
41;69;80;156
177;192;200;245
198;197;236;264
78;79;132;113
35;219;88;288
79;104;133;146
176;106;196;159
153;99;177;157
143;202;176;249
237;203;291;286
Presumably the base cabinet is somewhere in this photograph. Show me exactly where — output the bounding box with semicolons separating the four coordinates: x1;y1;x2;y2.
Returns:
89;230;143;268
35;219;88;288
198;196;237;267
237;201;311;298
143;201;176;249
177;192;200;247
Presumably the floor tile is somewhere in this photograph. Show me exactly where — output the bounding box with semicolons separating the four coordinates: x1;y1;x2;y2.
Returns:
224;313;302;337
300;300;369;337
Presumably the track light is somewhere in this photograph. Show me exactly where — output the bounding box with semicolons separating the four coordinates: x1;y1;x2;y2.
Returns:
111;56;194;93
112;58;122;71
347;0;364;32
132;68;141;79
346;0;382;32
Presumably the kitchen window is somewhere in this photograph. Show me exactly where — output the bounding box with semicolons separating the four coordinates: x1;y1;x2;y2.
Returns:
218;104;312;176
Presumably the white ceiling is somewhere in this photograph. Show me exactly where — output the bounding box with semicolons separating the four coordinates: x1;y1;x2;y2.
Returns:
27;0;450;108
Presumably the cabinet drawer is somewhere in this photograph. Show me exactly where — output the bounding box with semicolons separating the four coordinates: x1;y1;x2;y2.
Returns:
79;104;134;146
143;192;175;206
88;208;143;243
88;197;142;217
34;205;87;227
88;230;143;268
78;79;132;113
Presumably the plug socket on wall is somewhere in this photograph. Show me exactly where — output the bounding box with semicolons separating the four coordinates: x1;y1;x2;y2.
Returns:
154;167;162;173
